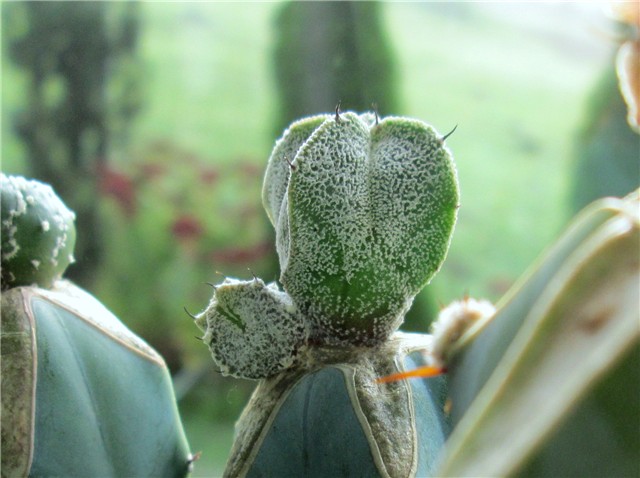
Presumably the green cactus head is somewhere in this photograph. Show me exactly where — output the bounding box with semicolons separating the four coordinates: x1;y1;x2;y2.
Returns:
1;174;76;290
195;278;306;379
262;111;459;345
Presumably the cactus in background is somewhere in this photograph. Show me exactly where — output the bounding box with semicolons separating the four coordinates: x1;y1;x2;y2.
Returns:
1;174;76;290
437;190;639;477
569;6;639;213
196;110;458;476
569;67;639;213
272;2;399;133
1;175;192;477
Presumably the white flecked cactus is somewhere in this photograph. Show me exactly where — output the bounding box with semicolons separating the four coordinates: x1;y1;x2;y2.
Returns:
197;110;459;379
264;111;459;345
1;174;76;290
195;278;306;379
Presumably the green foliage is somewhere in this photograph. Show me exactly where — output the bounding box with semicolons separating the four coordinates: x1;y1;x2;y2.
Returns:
1;174;76;290
272;1;399;133
439;191;639;476
1;281;192;477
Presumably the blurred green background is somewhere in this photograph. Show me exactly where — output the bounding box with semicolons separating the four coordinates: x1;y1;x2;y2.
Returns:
2;2;637;476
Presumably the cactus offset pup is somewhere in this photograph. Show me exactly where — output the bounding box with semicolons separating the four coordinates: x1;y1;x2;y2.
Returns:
1;174;76;290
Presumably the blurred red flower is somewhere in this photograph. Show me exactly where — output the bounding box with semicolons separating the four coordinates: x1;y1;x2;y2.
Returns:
97;164;137;217
199;167;220;185
171;214;204;242
209;240;272;264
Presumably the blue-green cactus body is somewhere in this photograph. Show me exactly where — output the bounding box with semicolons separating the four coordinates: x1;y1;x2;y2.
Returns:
224;333;449;478
1;174;76;290
405;352;450;477
248;367;382;478
1;282;192;477
263;112;459;345
445;196;638;423
437;192;639;477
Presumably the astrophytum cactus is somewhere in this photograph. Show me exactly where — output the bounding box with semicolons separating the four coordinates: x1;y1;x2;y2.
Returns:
196;277;306;379
196;111;638;477
197;110;459;380
194;111;459;477
1;175;192;476
1;174;76;290
264;111;459;345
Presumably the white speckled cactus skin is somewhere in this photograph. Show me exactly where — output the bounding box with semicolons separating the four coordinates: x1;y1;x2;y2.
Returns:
195;278;306;379
264;112;459;345
1;174;76;290
197;111;459;379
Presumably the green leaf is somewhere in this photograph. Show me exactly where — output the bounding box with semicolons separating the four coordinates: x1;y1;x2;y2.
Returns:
438;192;639;476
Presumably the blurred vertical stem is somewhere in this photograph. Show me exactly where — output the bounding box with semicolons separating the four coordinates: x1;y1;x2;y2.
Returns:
272;1;399;132
4;2;141;288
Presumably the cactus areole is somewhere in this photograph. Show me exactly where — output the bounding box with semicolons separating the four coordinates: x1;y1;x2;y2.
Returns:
1;174;76;291
197;111;459;379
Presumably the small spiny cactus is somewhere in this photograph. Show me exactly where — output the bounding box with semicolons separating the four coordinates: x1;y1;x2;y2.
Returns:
197;110;459;379
193;110;461;477
195;278;306;379
1;174;76;290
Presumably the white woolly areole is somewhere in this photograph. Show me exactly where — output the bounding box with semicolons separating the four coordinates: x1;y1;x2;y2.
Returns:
198;278;306;380
264;112;459;345
431;297;496;363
